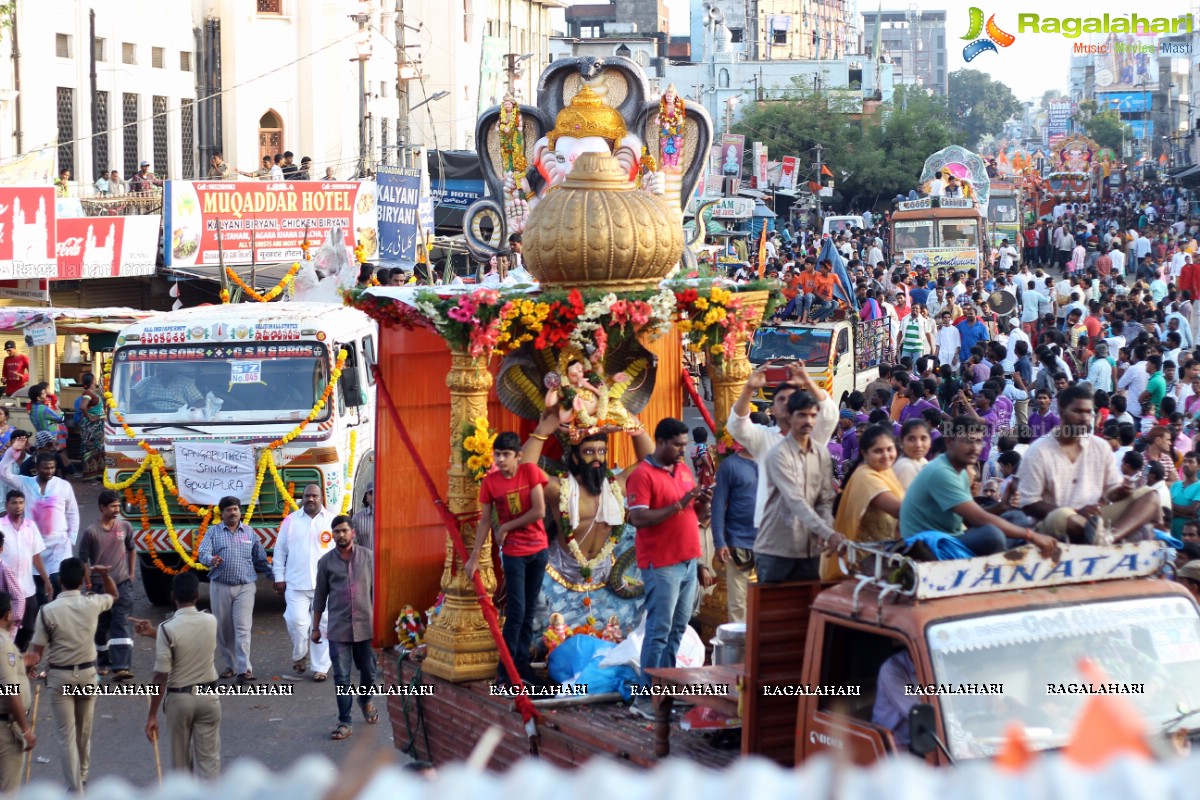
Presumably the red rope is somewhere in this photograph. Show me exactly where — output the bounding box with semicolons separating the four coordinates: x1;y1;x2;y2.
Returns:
372;365;542;731
681;367;718;434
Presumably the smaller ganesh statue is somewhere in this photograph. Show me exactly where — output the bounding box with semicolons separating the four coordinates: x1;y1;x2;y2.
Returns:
396;604;426;650
543;347;639;443
543;612;575;655
600;614;624;643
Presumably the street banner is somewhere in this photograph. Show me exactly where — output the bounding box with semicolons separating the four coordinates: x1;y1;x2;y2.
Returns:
55;215;160;279
0;280;48;303
0;146;55;186
377;166;422;262
163;180;378;267
902;247;981;273
0;187;57;279
779;156;799;189
719;134;745;183
755;143;769;188
175;442;257;505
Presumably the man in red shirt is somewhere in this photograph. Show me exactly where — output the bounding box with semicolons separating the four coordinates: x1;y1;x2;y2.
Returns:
465;432;548;686
625;418;711;719
2;342;28;397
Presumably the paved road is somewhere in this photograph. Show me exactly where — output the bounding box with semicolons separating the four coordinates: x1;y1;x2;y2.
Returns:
22;478;406;791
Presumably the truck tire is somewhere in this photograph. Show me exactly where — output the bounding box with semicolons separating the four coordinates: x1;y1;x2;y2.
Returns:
141;560;174;606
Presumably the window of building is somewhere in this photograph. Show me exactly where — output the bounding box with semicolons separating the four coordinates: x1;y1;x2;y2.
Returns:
257;0;283;13
94;38;105;62
463;0;472;42
181;99;195;179
729;27;744;43
719;68;729;88
123;93;139;179
381;118;390;166
152;47;164;69
122;43;136;65
379;81;388;99
56;34;70;59
180;51;192;71
153;96;169;178
772;28;787;45
93;91;109;178
56;87;75;176
615;43;631;58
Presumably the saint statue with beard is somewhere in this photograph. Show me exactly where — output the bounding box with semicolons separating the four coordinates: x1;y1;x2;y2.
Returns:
522;411;654;632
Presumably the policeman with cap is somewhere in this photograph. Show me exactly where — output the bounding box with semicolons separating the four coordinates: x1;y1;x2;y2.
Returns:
25;557;117;792
0;590;34;792
135;571;221;779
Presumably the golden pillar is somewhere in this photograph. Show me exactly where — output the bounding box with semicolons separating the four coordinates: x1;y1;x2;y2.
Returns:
422;349;501;682
699;289;770;641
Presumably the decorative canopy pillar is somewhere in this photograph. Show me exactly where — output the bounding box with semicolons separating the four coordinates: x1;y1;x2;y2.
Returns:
421;349;500;682
707;289;771;434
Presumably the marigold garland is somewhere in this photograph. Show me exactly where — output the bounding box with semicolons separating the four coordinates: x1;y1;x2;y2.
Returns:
220;288;231;304
461;416;496;482
340;429;357;515
225;263;300;303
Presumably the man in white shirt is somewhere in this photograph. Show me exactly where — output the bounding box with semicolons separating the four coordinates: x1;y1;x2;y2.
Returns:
935;310;962;368
1171;244;1188;278
0;489;50;650
1134;234;1152;261
1117;350;1150;417
997;239;1017;272
1109;245;1126;277
0;446;78;595
1003;319;1029;373
928;171;945;197
273;485;337;681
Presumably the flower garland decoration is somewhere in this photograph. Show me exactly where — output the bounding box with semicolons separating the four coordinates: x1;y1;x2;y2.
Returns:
673;284;759;363
461;417;496;482
340;429;357;515
219;288;231;304
224;263;300;303
353;241;368;264
301;239;312;261
557;472;624;582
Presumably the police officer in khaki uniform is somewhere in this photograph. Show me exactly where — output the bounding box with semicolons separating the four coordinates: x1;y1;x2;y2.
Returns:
25;557;116;792
0;591;34;792
136;571;221;779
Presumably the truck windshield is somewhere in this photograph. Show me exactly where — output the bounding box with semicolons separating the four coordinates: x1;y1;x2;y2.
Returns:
939;220;979;249
988;200;1017;223
749;327;833;364
926;596;1200;760
108;343;331;426
894;221;932;250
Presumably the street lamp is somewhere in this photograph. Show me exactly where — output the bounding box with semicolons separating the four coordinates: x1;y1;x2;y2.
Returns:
350;2;373;178
412;91;450;112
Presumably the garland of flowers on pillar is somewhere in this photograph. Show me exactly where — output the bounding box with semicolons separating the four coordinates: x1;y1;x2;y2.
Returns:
101;348;348;572
340;429;357;516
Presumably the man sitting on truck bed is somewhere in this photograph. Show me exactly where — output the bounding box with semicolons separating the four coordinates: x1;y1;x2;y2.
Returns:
1016;385;1162;545
899;417;1060;558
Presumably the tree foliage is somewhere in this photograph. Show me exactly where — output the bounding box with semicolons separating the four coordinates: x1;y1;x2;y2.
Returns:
731;84;956;211
1083;110;1129;154
948;69;1022;149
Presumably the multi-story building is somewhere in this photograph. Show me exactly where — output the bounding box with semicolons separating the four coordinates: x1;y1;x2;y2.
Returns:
0;0;197;185
689;0;857;64
859;8;946;97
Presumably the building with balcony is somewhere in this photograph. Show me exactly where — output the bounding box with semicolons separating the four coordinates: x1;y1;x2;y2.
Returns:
859;8;946;97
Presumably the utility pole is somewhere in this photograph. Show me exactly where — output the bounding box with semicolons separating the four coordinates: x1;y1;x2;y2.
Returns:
813;143;823;230
395;0;410;168
351;4;372;178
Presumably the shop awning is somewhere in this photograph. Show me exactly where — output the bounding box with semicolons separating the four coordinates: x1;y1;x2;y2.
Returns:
1169;163;1200;182
0;306;160;334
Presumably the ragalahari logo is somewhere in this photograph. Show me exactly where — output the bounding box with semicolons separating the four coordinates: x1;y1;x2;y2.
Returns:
962;7;1016;61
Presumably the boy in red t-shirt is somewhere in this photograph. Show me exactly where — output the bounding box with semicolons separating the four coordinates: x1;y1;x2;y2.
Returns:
465;432;549;685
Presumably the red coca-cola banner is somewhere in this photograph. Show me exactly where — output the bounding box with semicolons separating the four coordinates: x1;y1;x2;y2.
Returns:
0;187;57;279
54;215;161;280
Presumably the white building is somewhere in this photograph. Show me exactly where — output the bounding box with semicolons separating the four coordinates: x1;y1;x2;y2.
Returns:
0;0;197;185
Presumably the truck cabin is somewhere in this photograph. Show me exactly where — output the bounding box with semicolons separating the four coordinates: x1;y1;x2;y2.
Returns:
746;323;845;408
890;199;986;278
791;540;1197;767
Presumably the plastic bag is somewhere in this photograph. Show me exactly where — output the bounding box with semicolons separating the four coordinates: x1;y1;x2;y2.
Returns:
598;619;705;671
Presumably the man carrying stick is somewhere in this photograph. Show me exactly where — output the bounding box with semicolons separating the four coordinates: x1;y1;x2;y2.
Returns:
135;572;221;779
0;590;34;791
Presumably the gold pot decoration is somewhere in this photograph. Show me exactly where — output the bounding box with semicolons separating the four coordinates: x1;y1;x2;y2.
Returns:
523;152;684;291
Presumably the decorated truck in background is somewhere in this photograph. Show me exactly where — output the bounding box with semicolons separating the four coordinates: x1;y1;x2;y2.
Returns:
104;303;377;604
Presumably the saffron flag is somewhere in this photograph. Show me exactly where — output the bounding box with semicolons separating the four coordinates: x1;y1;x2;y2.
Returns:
757;222;768;277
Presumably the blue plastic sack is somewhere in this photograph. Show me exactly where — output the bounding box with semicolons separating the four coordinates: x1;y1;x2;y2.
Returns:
1155;530;1184;549
904;532;976;561
547;635;640;701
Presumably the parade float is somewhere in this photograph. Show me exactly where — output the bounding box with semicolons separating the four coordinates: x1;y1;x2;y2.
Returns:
352;56;776;768
891;146;990;276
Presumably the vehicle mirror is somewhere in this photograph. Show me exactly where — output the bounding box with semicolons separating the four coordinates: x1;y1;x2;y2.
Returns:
908;703;938;757
340;363;364;408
